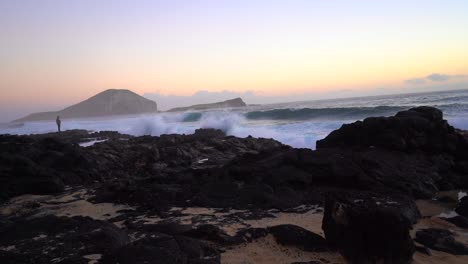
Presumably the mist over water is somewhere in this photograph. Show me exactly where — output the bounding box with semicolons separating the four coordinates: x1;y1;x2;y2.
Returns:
2;89;468;149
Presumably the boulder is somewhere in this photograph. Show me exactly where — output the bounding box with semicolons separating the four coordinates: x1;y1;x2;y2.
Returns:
415;228;468;255
0;214;220;264
0;134;98;202
0;215;129;264
313;106;468;195
233;228;269;243
455;196;468;217
322;191;418;263
441;215;468;228
80;225;129;253
191;128;226;139
182;224;240;244
101;232;220;264
316;106;467;155
101;235;185;264
268;224;329;252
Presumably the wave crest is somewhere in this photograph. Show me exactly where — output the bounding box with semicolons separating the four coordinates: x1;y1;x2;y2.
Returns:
245;106;406;121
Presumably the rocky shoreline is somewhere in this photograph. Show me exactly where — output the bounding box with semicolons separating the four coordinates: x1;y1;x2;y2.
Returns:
1;106;468;263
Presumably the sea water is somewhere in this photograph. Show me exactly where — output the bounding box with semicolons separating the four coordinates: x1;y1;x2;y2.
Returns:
2;89;468;149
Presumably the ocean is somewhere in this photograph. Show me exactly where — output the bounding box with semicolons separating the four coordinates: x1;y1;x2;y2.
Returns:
2;89;468;149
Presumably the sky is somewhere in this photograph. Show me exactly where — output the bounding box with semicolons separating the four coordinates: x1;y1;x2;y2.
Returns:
1;0;468;119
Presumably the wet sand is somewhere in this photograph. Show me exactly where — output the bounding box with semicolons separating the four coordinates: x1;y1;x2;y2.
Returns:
221;235;344;264
412;194;468;264
0;188;134;221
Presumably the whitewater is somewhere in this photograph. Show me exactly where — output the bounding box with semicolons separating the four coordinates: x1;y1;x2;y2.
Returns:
2;89;468;149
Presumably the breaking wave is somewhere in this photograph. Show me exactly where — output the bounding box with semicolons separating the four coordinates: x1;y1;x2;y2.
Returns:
4;89;468;149
245;106;406;121
181;112;202;122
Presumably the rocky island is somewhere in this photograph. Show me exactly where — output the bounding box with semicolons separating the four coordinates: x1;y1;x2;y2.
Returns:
13;89;158;123
167;98;246;112
1;106;468;264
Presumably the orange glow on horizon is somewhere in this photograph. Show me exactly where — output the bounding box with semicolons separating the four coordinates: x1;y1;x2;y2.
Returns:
1;1;468;108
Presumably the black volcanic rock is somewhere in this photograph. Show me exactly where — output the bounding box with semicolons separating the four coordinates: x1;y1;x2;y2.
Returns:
29;129;132;144
316;106;468;155
441;215;468;228
3;107;468;208
3;107;467;207
268;224;329;252
88;129;287;210
14;89;157;122
182;224;240;245
167;98;246;112
322;191;418;263
0;214;220;264
3;106;468;263
219;146;444;199
0;132;99;201
415;228;468;255
101;235;220;264
313;106;468;195
0;215;129;263
455;196;468;217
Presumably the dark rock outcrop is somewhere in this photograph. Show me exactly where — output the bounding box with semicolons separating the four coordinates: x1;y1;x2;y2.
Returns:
314;106;468;196
0;128;286;206
415;228;468;255
0;214;221;264
322;191;418;263
4;108;468;209
0;133;99;201
455;196;468;217
218;146;445;201
182;224;240;245
2;106;468;263
0;215;129;264
3;107;468;209
101;235;220;264
268;224;329;252
441;215;468;228
90;129;288;211
317;106;467;155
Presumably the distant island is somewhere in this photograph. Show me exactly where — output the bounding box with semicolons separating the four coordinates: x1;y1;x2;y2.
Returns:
14;89;158;122
167;97;246;112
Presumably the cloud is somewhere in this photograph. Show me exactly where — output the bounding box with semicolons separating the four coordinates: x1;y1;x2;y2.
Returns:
426;73;450;82
405;78;426;85
405;73;466;85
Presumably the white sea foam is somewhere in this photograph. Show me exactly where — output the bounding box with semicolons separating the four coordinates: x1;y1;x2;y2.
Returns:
79;139;108;147
3;89;468;149
459;191;467;201
439;211;459;218
0;110;339;148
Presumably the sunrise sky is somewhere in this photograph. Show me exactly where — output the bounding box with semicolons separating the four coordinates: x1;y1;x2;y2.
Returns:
1;0;468;120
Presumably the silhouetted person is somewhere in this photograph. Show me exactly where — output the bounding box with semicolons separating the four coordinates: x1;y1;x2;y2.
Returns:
56;116;61;132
